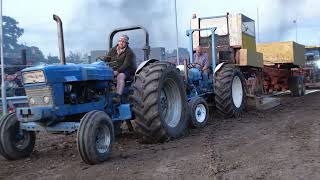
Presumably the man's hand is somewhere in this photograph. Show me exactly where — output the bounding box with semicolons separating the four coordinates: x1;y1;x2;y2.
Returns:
202;67;209;71
114;71;119;76
106;56;112;61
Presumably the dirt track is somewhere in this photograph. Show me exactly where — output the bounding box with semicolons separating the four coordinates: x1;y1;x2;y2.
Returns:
0;92;320;180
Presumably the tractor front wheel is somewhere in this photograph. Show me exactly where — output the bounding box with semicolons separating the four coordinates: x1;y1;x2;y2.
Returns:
77;111;114;165
188;97;209;128
0;113;36;160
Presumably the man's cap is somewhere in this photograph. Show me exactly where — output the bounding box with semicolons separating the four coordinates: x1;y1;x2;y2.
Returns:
119;35;129;43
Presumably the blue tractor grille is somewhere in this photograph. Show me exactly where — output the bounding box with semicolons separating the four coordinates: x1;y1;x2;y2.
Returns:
25;86;54;107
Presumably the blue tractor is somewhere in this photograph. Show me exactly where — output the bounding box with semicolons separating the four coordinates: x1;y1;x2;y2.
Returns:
177;28;218;128
0;15;190;164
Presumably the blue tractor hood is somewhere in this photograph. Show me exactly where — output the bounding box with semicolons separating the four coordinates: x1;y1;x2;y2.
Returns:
22;61;114;83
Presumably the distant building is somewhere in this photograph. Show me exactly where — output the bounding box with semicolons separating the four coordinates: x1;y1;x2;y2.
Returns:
150;47;166;61
132;47;166;64
166;48;190;65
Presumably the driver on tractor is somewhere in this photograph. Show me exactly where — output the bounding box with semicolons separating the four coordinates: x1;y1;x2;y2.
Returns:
100;35;137;103
189;45;210;81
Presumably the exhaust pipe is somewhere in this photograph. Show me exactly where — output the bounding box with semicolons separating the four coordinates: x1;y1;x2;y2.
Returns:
21;49;27;66
184;58;188;80
53;15;66;65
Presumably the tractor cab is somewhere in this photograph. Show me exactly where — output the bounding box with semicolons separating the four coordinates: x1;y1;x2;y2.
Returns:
190;13;261;67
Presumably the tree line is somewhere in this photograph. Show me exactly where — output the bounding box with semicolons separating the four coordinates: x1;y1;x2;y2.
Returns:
3;16;88;65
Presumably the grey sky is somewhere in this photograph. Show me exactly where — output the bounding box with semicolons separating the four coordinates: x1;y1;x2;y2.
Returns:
5;0;320;56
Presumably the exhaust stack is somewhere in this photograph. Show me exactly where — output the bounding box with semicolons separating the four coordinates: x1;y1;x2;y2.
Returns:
21;49;27;66
53;15;66;65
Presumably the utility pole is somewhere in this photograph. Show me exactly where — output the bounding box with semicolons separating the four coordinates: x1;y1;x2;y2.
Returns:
293;19;298;42
174;0;179;65
295;19;298;42
0;0;7;115
257;7;260;43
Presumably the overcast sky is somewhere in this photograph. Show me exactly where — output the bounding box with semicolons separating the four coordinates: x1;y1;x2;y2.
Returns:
5;0;320;56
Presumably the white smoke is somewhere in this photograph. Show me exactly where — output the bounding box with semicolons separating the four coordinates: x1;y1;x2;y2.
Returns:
259;0;320;44
64;0;176;52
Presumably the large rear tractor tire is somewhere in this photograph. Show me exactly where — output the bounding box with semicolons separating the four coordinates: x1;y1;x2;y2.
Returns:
288;76;305;97
214;64;246;118
77;111;114;165
131;62;188;143
0;113;36;160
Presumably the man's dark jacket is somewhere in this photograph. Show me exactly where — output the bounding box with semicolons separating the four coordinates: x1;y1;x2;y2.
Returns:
107;46;137;76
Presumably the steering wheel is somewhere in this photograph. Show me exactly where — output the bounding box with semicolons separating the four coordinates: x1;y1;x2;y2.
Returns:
187;64;195;68
96;56;112;62
96;56;105;61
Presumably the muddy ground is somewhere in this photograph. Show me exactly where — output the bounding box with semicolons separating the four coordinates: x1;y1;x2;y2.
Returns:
0;92;319;180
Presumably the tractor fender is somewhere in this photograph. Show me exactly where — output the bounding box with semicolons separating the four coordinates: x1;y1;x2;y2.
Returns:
176;65;185;72
214;62;226;75
135;59;159;75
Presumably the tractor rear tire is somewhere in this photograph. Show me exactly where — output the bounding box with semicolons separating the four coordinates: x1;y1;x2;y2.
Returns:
214;64;246;118
0;113;8;159
289;76;305;97
0;113;36;160
131;62;188;143
77;111;114;165
188;97;209;128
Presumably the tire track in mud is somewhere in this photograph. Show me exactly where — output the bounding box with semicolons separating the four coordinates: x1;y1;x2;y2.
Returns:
204;92;320;179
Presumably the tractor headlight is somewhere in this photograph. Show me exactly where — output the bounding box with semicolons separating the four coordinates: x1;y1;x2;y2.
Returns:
23;70;46;84
43;96;50;104
29;98;35;105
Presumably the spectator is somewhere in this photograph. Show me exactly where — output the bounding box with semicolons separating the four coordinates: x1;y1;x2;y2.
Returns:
13;73;25;96
5;74;18;97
